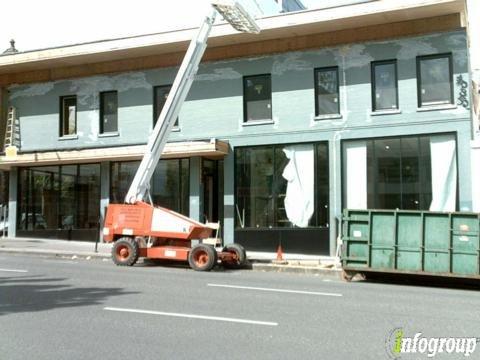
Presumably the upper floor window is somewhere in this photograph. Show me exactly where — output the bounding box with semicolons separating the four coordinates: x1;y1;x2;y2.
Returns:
100;91;118;133
243;74;272;122
371;60;398;111
417;54;453;107
60;96;77;136
314;67;340;116
154;85;178;128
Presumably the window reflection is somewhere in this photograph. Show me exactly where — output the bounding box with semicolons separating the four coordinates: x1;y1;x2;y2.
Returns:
60;96;77;136
152;159;189;214
372;61;398;111
235;143;329;229
418;55;453;106
0;171;8;206
110;161;140;204
315;67;340;115
110;159;189;216
366;136;432;210
243;75;272;122
154;85;179;127
18;164;100;231
100;91;118;133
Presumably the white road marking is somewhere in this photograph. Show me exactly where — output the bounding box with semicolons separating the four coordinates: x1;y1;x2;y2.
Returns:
104;307;278;327
207;283;343;297
0;268;28;273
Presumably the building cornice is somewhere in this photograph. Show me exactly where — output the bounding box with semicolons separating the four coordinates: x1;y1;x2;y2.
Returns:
0;0;465;86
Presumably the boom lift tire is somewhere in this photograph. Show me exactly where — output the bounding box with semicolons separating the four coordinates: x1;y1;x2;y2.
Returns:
222;243;247;269
112;237;139;266
188;244;218;271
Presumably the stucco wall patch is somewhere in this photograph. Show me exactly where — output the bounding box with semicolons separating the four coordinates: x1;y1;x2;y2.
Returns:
272;52;313;75
9;83;54;99
196;67;242;81
336;45;373;69
70;72;151;106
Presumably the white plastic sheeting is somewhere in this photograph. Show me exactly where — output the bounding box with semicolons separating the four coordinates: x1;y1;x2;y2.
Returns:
429;135;457;212
282;144;314;227
343;141;367;209
342;136;457;212
472;146;480;212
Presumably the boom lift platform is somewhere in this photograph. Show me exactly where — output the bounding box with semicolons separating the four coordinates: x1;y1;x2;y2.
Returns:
103;1;260;271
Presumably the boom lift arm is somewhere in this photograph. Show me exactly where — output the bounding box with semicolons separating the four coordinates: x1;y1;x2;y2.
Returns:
125;10;216;204
104;1;259;271
125;1;260;204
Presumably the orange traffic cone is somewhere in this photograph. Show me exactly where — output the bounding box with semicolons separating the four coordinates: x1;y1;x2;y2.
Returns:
276;244;284;261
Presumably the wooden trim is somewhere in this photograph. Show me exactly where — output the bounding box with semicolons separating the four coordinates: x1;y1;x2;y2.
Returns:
0;140;230;170
0;14;462;86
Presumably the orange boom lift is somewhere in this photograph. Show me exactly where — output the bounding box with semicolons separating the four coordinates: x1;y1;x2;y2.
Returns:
103;1;260;271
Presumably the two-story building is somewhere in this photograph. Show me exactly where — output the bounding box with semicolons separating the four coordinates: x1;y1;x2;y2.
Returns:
0;0;475;257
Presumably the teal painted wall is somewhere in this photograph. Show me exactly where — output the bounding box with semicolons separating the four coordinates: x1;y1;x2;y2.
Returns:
7;30;473;254
8;31;470;152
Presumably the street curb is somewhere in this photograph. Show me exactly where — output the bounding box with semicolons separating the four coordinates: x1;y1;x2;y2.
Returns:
0;248;110;259
0;248;343;277
251;263;343;278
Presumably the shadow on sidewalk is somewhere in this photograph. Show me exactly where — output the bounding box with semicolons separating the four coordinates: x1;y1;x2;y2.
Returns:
0;274;138;316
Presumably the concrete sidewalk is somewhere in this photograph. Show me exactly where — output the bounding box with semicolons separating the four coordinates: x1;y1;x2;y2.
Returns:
0;237;342;278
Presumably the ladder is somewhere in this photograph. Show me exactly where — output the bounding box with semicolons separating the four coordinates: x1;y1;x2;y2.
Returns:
4;106;18;150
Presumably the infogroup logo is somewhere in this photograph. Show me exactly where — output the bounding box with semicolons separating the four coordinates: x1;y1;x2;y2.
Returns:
385;328;478;358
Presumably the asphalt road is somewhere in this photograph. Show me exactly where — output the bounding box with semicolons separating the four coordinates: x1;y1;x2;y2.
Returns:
0;254;479;360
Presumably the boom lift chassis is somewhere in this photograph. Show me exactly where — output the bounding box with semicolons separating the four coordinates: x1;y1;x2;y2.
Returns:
102;1;259;271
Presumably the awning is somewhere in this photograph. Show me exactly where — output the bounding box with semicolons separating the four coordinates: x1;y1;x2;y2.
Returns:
0;139;229;170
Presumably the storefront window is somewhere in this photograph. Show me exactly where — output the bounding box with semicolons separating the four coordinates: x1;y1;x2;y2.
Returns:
18;164;100;232
0;171;9;206
110;161;140;204
152;159;189;215
235;142;329;229
60;165;77;229
368;136;432;210
344;134;455;211
78;165;101;229
110;159;189;215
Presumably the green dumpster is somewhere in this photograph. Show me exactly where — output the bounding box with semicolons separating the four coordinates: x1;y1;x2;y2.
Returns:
341;209;480;280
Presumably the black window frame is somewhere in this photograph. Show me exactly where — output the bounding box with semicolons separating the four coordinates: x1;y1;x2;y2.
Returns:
371;59;399;112
416;53;454;108
243;74;273;123
59;95;77;137
109;159;190;215
153;85;179;128
341;132;459;212
99;90;118;134
17;163;101;232
314;66;340;116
